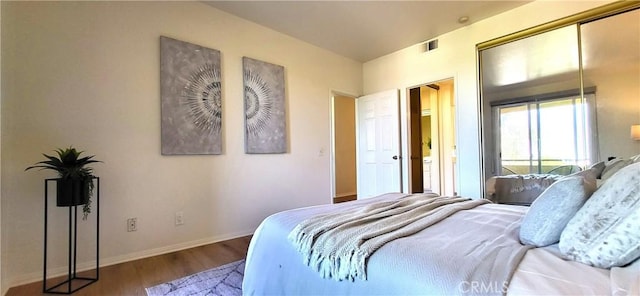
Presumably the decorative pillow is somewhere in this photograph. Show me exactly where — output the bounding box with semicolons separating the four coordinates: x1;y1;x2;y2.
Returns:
519;175;596;247
569;168;599;185
601;158;633;182
559;162;640;268
587;161;605;179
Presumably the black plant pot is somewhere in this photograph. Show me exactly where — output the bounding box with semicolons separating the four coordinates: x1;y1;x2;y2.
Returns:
56;178;90;207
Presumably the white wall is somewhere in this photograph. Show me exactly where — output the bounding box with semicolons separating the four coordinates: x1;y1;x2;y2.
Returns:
362;0;611;198
1;1;361;287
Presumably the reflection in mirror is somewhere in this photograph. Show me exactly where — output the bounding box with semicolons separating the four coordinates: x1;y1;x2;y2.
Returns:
480;8;640;183
481;25;580;97
581;8;640;161
480;25;583;177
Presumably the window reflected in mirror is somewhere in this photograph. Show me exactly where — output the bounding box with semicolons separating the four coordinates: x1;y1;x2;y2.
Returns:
495;93;595;175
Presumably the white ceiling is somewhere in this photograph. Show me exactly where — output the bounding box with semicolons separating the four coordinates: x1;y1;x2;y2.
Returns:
204;1;530;62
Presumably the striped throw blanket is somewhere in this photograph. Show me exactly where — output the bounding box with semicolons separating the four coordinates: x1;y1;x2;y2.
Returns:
288;194;490;281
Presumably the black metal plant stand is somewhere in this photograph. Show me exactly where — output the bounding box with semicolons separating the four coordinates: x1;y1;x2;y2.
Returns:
43;177;99;294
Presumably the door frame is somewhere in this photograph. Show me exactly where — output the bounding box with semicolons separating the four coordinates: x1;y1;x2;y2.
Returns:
329;90;358;203
405;77;458;196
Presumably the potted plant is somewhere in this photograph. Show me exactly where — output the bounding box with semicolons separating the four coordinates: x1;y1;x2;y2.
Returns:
26;146;101;219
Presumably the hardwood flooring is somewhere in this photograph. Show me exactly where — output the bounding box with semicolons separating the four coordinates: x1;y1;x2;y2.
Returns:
6;235;252;296
333;194;356;203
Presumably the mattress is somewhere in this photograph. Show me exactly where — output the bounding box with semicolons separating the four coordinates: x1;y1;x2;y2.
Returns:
243;194;638;295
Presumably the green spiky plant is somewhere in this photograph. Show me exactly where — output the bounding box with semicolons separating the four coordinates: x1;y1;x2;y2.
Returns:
26;146;101;219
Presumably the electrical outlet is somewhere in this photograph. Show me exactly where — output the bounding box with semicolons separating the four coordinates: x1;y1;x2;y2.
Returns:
175;211;184;226
127;218;137;232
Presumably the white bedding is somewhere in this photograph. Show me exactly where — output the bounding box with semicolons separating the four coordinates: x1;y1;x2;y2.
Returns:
243;194;640;295
289;194;492;281
510;245;640;295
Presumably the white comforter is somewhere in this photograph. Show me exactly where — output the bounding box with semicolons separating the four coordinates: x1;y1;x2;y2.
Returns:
243;194;639;295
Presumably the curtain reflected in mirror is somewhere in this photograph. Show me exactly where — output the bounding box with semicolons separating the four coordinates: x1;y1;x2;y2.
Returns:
479;7;640;180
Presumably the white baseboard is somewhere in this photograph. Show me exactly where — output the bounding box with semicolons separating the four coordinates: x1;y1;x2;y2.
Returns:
7;229;254;290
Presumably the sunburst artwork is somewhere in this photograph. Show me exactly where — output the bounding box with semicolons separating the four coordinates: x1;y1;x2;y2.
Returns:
160;36;223;155
242;57;287;154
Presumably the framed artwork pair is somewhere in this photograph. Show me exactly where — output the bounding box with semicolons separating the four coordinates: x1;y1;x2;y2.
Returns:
160;36;286;155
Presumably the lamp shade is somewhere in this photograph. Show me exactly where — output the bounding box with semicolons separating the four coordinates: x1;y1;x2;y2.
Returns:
632;125;640;140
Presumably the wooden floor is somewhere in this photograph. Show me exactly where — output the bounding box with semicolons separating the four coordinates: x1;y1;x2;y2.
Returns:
333;194;356;203
6;235;252;296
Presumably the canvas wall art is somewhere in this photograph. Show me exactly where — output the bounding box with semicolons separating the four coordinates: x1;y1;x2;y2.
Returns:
243;57;287;154
160;36;222;155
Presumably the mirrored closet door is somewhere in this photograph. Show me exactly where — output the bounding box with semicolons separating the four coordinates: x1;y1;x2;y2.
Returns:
478;3;640;180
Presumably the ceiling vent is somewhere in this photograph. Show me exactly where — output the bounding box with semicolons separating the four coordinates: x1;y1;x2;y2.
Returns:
424;39;438;53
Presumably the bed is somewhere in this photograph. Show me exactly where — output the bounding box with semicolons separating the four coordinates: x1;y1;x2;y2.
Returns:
485;157;634;206
485;174;563;205
243;160;640;295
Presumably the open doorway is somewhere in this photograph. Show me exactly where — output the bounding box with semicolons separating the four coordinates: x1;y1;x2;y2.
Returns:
331;93;357;203
407;79;457;196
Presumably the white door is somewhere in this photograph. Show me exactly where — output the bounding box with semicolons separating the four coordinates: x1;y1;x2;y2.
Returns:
356;89;401;199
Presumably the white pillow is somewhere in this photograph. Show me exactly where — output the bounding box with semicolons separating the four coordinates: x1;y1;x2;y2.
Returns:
519;175;595;247
559;162;640;268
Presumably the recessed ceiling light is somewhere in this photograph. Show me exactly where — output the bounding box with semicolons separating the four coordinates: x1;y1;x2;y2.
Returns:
458;16;469;24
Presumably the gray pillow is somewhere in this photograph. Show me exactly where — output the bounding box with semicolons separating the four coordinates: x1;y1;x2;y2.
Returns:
587;161;605;179
569;167;599;184
519;175;596;247
559;162;640;268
